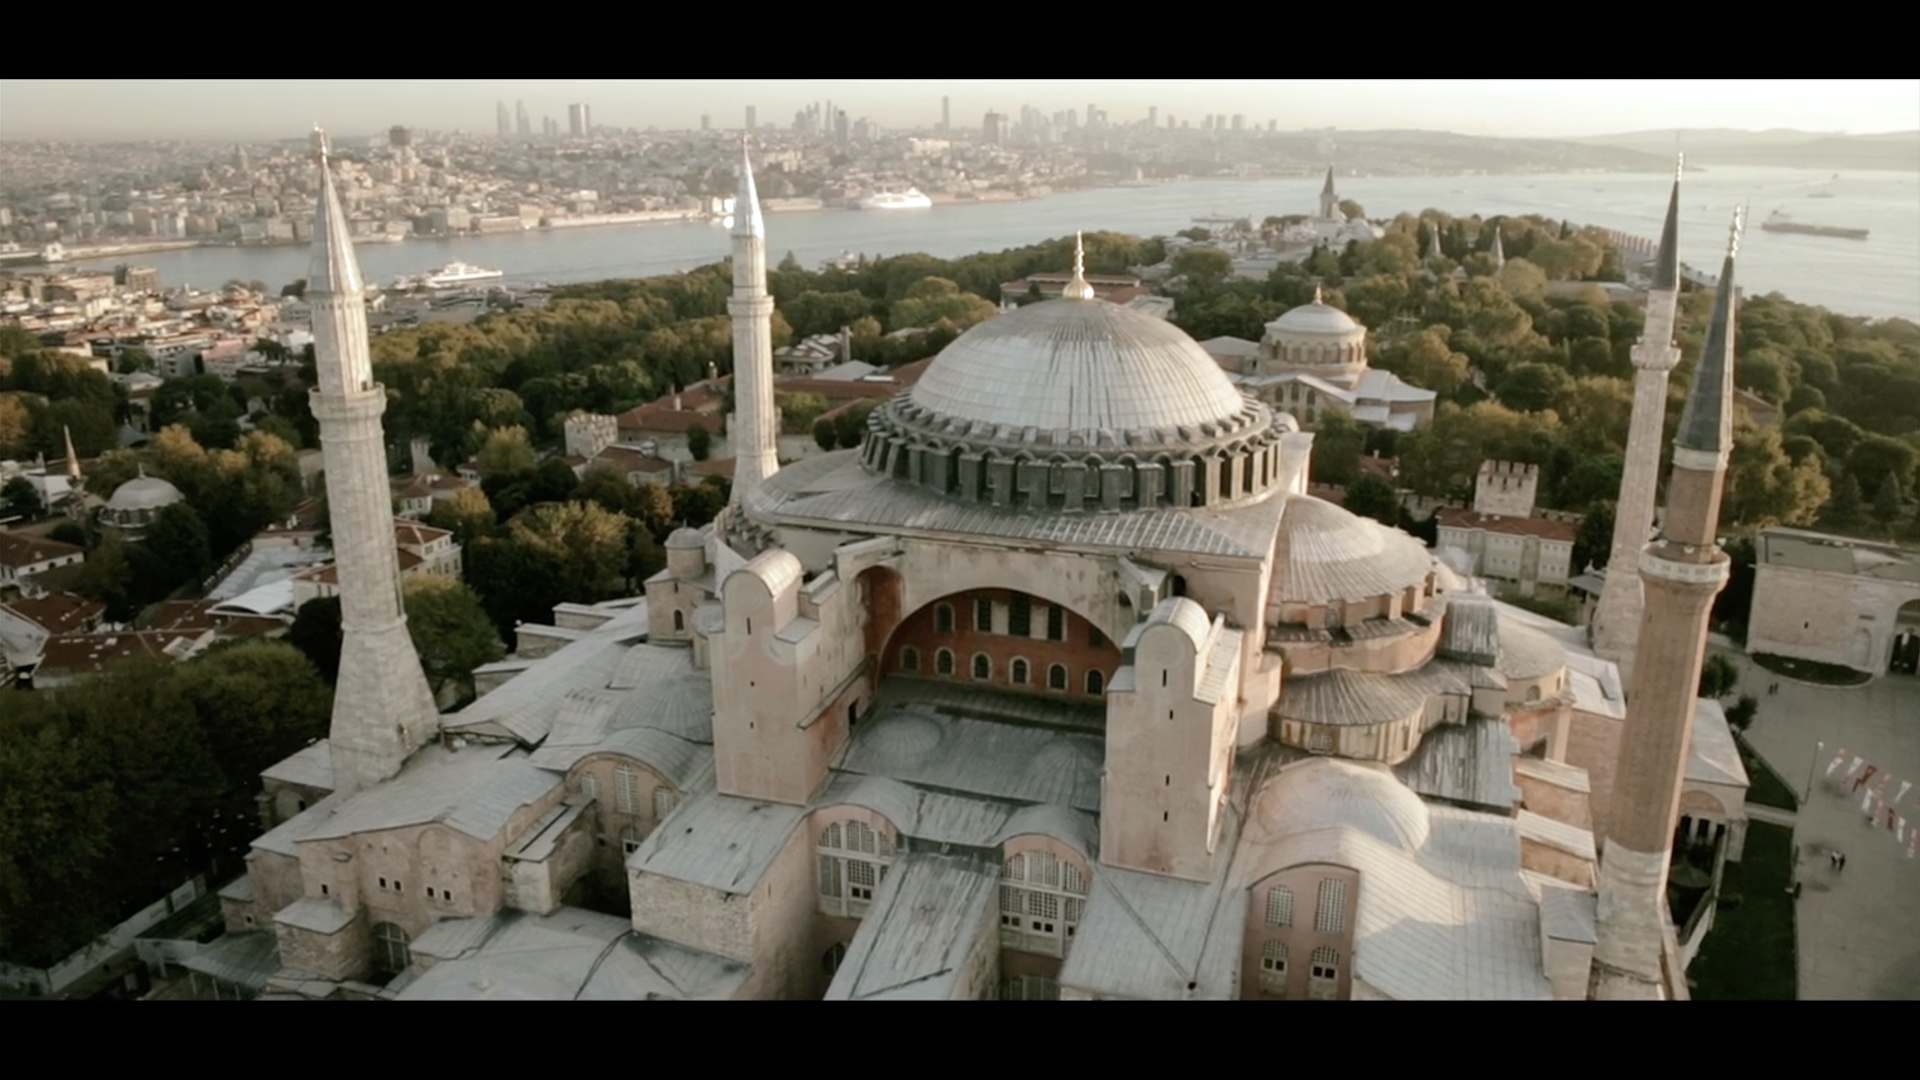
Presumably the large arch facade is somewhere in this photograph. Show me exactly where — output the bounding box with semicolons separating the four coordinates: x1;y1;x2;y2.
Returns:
881;586;1122;705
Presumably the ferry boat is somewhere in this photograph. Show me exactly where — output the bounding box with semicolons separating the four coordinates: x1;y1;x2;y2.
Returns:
1760;210;1867;241
856;188;932;211
394;261;505;290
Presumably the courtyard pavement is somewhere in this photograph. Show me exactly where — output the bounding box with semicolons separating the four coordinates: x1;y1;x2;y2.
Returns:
1719;647;1920;1001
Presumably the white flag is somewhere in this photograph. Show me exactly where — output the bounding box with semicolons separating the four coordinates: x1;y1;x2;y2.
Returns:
1846;756;1866;779
1863;788;1877;814
1898;780;1913;805
1901;817;1909;844
1828;749;1850;778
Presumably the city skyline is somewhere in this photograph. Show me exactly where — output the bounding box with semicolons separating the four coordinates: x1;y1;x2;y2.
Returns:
2;80;1917;142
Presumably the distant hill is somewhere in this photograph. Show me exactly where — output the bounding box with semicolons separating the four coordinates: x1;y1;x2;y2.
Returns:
1564;129;1920;171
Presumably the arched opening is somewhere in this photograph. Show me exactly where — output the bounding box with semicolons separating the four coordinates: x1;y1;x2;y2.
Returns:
1049;664;1069;691
1891;600;1920;676
936;648;955;676
972;652;992;681
878;588;1121;701
822;942;848;977
372;922;411;977
901;646;920;673
1085;669;1105;695
1011;658;1030;685
672;609;684;632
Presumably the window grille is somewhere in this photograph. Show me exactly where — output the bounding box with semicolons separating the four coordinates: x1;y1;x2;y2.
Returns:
1011;658;1029;685
935;603;954;635
1260;940;1289;994
1265;886;1294;928
1315;879;1347;934
937;649;955;676
901;646;920;673
1049;664;1068;691
1010;595;1031;636
976;596;993;632
617;765;641;815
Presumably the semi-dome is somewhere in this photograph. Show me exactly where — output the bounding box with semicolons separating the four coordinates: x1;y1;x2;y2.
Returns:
665;527;705;549
1273;496;1436;606
908;299;1248;435
106;471;186;513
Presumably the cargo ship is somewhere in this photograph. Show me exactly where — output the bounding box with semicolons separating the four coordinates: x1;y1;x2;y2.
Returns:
1760;210;1867;241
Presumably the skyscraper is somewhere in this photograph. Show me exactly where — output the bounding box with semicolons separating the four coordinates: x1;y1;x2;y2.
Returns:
1591;160;1685;685
942;95;950;130
516;100;531;137
983;110;1006;145
569;103;587;137
727;143;778;508
1148;105;1157;129
496;101;511;139
1590;208;1744;1001
305;128;440;797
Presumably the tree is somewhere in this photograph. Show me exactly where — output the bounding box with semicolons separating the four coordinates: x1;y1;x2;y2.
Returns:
1498;362;1572;414
527;458;583;505
1573;500;1616;572
1871;474;1906;536
813;417;837;451
1337;199;1366;221
1401;329;1470;397
1724;694;1759;732
1308;411;1366;486
72;532;136;621
0;394;30;458
1722;423;1831;533
1171;248;1233;287
425;486;497;548
475;425;538;478
888;277;997;333
686;423;712;462
1496;258;1547;300
287;596;345;684
1698;653;1740;699
1344;473;1401;526
833;402;877;449
402;576;505;704
2;476;41;517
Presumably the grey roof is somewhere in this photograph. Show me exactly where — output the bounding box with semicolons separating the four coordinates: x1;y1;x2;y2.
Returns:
183;930;281;991
105;474;185;512
300;744;560;843
812;772;1097;855
400;908;748;1000
1653;168;1682;291
526;644;714;779
274;896;353;935
823;854;998;1000
1275;663;1471;728
505;800;591;863
627;775;805;895
1394;716;1523;813
261;740;333;792
1496;617;1568;681
444;602;650;743
1688;698;1751;790
1267;300;1361;337
1198;335;1261;358
1058;831;1244;1000
1525;871;1598;944
992;803;1099;859
1515;809;1597;862
748;450;1286;560
251;790;350;857
1439;598;1499;665
1272;495;1436;604
907;298;1247;435
1674;228;1740;454
839;686;1105;812
1512;755;1592;794
218;875;254;902
1758;527;1920;583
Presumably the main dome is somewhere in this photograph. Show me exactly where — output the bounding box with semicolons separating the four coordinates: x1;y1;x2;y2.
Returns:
907;299;1248;434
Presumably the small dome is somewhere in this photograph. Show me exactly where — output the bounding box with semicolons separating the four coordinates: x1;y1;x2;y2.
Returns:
908;298;1247;435
1496;617;1568;681
106;473;186;513
863;713;945;763
1255;757;1431;852
665;527;705;549
1269;300;1360;337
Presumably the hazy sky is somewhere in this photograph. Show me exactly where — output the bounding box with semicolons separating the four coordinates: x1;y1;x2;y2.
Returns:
3;80;1916;142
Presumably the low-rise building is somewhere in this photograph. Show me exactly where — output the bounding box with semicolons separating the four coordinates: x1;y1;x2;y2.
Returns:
1746;527;1920;675
0;529;86;588
1433;463;1576;597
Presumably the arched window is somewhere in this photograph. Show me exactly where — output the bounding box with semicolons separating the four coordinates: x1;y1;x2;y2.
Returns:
1525;684;1542;703
935;603;954;635
621;824;644;856
672;609;684;631
1260;940;1289;995
1309;946;1340;999
579;771;599;804
818;820;894;918
1000;850;1088;958
1265;886;1294;928
1011;658;1030;685
616;765;642;815
1315;878;1347;934
972;653;991;680
936;648;955;676
1046;605;1065;642
1084;669;1105;695
1009;594;1032;637
372;922;411;976
653;787;679;821
901;646;920;673
1048;663;1068;691
975;596;994;632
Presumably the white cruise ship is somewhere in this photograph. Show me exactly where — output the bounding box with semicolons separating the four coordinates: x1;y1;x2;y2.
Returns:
856;188;932;211
393;261;505;290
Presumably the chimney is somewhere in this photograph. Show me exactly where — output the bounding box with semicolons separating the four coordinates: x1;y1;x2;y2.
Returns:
673;393;683;412
707;361;719;388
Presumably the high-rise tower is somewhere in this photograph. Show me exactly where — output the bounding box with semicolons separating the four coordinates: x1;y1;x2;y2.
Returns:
1591;159;1686;684
1590;207;1743;1002
306;128;440;797
496;100;511;139
727;142;778;508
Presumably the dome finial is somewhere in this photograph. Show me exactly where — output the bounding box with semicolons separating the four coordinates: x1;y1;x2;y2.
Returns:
1313;283;1323;305
310;125;328;165
1062;230;1095;300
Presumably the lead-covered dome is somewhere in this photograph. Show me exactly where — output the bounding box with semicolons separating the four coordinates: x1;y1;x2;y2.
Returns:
861;296;1294;513
908;300;1248;434
106;472;186;513
1269;299;1360;336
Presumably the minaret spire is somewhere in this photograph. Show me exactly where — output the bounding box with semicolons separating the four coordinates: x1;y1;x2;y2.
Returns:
62;425;81;481
1590;206;1743;1002
1318;165;1340;220
1489;226;1505;268
1062;231;1096;300
1590;162;1688;682
727;141;779;512
305;126;439;796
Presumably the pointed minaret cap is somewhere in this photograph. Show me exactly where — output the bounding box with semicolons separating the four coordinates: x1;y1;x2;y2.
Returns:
63;425;81;480
1490;227;1506;266
1322;166;1337;196
732;139;764;239
1312;284;1324;305
308;127;363;296
1653;153;1683;291
1061;231;1096;300
1674;206;1743;455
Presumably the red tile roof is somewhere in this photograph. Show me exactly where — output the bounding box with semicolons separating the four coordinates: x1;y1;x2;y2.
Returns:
0;530;84;569
1435;507;1577;542
3;592;104;635
37;630;194;677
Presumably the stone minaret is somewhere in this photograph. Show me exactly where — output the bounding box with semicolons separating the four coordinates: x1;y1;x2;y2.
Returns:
306;128;439;796
1489;226;1506;269
1590;159;1685;685
1590;207;1742;1002
728;140;778;507
1318;166;1339;220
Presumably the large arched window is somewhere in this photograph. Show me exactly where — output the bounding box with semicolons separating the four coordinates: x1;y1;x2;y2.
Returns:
1001;974;1060;1001
901;645;920;673
1084;669;1105;695
372;922;411;976
1000;850;1087;958
621;824;643;856
972;653;991;680
936;648;955;676
975;596;994;633
672;609;684;631
652;787;680;822
818;820;894;918
1048;664;1068;691
935;603;955;635
1009;594;1032;637
1046;605;1065;642
1011;658;1030;685
616;765;642;815
1315;878;1347;934
1309;946;1340;1000
1260;940;1289;995
1264;885;1294;928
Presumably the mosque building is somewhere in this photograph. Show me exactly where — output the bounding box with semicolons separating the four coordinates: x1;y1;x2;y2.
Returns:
204;140;1739;1001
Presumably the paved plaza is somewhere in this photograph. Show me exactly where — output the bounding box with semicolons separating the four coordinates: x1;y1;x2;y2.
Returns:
1721;646;1920;1000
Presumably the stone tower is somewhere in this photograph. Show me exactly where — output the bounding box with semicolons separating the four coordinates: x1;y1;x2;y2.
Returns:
1590;158;1685;685
1318;166;1340;220
1489;226;1505;268
1589;207;1742;1002
306;128;440;796
728;140;778;508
